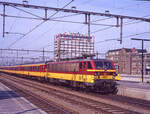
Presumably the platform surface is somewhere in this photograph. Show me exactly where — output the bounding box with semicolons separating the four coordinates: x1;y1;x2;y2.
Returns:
117;81;150;90
0;82;46;114
117;81;150;101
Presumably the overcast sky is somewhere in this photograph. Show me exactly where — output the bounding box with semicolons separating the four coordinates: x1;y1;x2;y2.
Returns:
0;0;150;56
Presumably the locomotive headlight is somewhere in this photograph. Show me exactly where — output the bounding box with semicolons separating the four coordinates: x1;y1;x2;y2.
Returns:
94;72;100;76
113;72;117;79
97;72;100;75
94;72;97;76
94;72;98;79
112;75;115;79
113;72;117;76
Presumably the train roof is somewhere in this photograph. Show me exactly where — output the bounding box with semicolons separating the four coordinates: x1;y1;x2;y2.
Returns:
46;59;112;64
0;63;45;68
0;59;113;68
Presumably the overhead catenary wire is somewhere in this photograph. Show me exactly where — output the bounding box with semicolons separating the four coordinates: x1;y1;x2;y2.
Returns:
7;0;74;48
89;1;144;24
96;31;150;44
38;13;150;49
89;1;150;34
1;14;116;26
0;0;149;49
10;5;43;19
91;14;150;34
8;11;21;34
0;13;80;21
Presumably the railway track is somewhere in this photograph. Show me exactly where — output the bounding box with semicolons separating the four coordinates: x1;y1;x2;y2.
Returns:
0;73;150;114
0;74;74;114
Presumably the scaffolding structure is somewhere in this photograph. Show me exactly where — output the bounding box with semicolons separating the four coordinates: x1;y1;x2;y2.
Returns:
54;33;94;61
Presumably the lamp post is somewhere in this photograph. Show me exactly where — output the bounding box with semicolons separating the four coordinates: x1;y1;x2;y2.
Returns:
131;38;150;83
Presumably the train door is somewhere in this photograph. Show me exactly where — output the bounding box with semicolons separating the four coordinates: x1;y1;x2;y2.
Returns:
45;64;49;79
83;62;88;82
79;62;87;82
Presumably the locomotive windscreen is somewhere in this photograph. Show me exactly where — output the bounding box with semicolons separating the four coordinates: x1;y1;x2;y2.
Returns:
95;61;113;70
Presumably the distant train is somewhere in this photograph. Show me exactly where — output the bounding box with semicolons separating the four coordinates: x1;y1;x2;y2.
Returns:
0;59;120;94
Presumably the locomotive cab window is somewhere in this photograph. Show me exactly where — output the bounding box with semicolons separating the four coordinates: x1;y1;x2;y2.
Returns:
95;61;103;69
87;62;92;69
104;61;113;70
95;61;113;70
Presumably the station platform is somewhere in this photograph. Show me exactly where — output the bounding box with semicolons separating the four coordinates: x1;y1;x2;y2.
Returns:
0;82;46;114
117;81;150;101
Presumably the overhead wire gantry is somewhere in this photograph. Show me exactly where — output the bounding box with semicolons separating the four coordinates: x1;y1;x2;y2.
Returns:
0;1;150;44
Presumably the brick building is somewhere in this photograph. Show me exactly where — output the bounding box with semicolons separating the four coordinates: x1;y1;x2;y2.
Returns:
106;48;150;75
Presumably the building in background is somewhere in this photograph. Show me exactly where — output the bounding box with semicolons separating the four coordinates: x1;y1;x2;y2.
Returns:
106;48;150;75
54;33;94;61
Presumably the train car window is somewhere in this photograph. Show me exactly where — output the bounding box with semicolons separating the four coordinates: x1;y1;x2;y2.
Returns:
49;64;52;71
76;63;79;72
70;63;74;72
51;64;53;71
69;63;71;72
68;63;71;72
37;66;39;71
87;62;92;69
58;64;60;72
55;64;58;72
57;64;60;72
52;64;55;72
60;64;63;72
62;63;65;72
55;64;57;72
39;65;43;71
35;66;37;71
59;64;62;72
66;63;69;72
61;64;63;72
67;63;71;72
83;62;86;68
73;63;79;72
54;64;56;71
46;64;48;71
47;64;49;71
38;66;39;71
79;62;82;69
